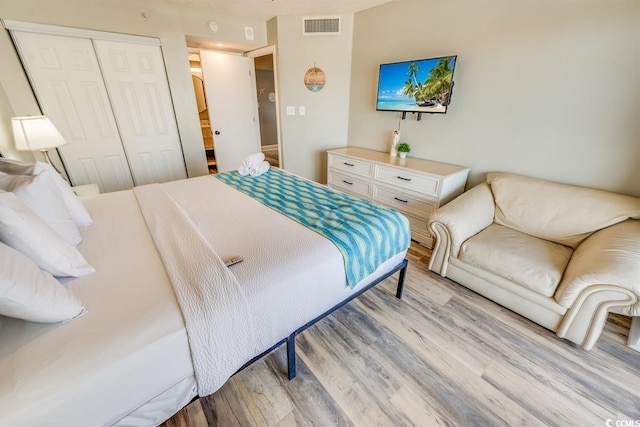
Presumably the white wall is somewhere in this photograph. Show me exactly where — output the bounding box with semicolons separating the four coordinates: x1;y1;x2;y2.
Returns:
273;14;354;182
0;0;267;178
349;0;640;197
0;83;33;161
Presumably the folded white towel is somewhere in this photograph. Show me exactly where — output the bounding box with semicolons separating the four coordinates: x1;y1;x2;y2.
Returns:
249;161;270;177
242;152;265;168
238;165;251;176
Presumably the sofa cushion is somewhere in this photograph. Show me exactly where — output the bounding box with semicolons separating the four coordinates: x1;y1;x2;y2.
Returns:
487;172;640;248
459;224;574;297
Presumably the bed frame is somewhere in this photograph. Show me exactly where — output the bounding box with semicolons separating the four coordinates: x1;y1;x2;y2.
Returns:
236;258;409;380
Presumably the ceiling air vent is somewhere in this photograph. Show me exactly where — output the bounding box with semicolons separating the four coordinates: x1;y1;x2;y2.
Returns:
303;16;341;35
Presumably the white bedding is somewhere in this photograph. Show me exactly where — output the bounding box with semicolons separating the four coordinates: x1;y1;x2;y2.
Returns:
0;191;194;426
0;175;407;426
134;177;407;397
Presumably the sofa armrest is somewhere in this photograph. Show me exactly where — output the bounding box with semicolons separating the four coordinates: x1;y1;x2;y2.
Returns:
554;219;640;349
428;182;495;275
555;219;640;311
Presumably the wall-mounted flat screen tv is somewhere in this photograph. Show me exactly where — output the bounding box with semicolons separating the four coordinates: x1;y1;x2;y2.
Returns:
376;55;457;114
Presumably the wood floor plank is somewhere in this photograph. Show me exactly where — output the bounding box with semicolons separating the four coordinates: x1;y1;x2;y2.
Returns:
294;328;398;426
263;352;353;427
162;400;208;427
351;291;546;426
229;361;295;426
482;358;614;425
360;273;500;374
273;409;308;427
318;311;461;426
201;378;255;426
440;297;640;419
492;305;640;400
162;242;639;426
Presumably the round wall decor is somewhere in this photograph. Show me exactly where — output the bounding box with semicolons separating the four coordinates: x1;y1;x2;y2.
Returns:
304;66;325;92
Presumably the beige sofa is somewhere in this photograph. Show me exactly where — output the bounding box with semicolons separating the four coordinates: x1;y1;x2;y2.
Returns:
428;172;640;350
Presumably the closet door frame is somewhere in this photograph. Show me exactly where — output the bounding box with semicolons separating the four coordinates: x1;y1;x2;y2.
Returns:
3;20;160;47
4;20;187;188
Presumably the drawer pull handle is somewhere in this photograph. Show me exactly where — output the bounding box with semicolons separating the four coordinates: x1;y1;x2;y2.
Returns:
343;162;355;167
342;180;353;185
396;176;412;181
394;197;408;203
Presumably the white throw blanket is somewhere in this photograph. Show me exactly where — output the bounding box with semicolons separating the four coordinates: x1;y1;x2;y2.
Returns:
133;184;258;396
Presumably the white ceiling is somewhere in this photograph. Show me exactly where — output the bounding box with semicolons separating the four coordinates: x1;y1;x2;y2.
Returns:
162;0;394;21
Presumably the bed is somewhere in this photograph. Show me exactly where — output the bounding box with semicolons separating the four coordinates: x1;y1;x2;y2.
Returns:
0;167;409;426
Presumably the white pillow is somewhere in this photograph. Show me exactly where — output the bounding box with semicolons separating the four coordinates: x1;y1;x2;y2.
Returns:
0;158;93;227
0;170;82;246
0;191;95;277
34;162;93;227
0;157;35;175
0;241;85;323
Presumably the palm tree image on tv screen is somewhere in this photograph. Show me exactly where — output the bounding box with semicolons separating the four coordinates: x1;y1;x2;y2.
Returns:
376;56;457;114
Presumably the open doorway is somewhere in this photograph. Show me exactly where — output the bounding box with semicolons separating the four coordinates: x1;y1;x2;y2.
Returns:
188;51;216;174
187;46;280;172
247;46;282;168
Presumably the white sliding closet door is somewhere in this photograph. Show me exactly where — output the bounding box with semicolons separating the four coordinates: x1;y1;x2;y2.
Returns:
200;51;261;172
11;31;134;192
94;40;187;185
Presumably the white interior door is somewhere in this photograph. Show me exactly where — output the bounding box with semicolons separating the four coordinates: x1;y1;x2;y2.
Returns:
94;40;187;186
200;50;261;172
11;31;134;192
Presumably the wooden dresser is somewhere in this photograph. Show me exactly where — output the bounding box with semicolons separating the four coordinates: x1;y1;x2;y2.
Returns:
327;147;470;248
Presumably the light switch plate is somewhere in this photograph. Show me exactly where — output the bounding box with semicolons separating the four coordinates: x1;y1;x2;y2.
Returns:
244;26;254;41
299;106;306;116
286;106;296;115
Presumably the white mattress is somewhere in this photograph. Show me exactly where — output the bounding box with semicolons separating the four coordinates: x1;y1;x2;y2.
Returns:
158;176;406;352
0;175;407;426
0;190;194;426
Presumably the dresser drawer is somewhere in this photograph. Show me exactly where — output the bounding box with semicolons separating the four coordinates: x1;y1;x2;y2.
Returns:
375;165;440;196
328;170;372;199
373;185;436;219
328;154;374;178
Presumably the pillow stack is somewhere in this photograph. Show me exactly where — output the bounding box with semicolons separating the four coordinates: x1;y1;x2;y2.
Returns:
0;158;94;323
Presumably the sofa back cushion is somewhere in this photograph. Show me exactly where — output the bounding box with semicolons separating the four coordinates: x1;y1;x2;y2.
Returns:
487;172;640;248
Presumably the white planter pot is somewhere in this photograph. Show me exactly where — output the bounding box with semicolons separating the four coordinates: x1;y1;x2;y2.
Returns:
399;152;407;159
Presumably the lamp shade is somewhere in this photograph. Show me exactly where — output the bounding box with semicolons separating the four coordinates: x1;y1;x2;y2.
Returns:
12;116;68;152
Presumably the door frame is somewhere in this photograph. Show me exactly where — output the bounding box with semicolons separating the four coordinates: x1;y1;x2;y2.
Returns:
245;45;283;169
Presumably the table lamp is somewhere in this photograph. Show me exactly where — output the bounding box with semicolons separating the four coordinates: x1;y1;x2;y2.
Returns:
12;115;68;173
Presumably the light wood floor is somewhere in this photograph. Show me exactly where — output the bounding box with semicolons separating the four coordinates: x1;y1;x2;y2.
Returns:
163;243;639;427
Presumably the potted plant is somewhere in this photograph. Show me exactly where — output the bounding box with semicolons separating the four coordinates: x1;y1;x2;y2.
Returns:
397;142;411;159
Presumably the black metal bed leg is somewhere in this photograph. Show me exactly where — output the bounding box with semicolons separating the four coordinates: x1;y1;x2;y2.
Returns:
395;259;408;299
286;333;297;380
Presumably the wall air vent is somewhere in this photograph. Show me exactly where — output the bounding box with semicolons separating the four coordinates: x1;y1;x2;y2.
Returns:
302;16;341;35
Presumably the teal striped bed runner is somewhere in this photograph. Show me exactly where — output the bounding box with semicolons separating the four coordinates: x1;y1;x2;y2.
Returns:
216;168;410;288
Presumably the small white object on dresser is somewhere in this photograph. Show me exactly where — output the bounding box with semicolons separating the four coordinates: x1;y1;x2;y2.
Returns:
71;184;100;198
327;147;470;248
